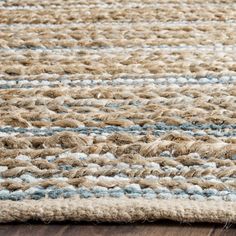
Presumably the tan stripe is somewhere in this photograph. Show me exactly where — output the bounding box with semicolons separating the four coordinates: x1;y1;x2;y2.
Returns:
2;49;236;76
0;197;235;223
0;5;235;24
1;0;236;7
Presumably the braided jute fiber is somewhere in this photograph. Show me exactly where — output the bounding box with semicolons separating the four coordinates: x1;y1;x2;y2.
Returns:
0;0;236;223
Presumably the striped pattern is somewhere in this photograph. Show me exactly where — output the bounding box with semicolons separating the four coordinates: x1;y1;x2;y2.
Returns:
0;0;235;223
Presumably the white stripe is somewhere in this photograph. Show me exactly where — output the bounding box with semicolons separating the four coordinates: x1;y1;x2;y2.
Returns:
1;20;236;28
0;76;235;87
0;45;236;53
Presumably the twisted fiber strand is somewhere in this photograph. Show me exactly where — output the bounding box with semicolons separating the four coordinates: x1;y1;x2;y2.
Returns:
0;198;235;223
1;5;236;24
0;85;235;128
4;3;236;10
0;75;236;87
0;150;235;181
2;50;236;76
1;131;235;157
3;21;236;29
2;24;236;48
1;72;236;82
0;126;234;139
2;0;236;7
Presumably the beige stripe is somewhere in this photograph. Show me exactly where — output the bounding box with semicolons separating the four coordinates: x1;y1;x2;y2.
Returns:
1;0;236;7
0;5;235;24
0;197;235;223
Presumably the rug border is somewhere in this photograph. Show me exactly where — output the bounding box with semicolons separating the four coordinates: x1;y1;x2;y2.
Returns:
0;197;235;223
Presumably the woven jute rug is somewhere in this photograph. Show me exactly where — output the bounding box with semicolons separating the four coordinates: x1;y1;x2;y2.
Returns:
0;0;235;223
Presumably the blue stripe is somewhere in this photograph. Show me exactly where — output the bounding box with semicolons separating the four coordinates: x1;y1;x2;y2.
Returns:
0;122;235;136
0;186;235;201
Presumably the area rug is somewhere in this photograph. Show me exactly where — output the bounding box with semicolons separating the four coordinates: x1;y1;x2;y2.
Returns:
0;0;235;223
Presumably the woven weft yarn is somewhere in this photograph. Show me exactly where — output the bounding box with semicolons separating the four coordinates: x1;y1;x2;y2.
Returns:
0;0;235;223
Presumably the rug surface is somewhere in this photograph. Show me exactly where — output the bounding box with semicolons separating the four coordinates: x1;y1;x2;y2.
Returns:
0;0;235;223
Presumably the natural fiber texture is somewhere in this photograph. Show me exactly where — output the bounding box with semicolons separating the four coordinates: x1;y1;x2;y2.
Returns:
0;0;235;223
0;198;236;223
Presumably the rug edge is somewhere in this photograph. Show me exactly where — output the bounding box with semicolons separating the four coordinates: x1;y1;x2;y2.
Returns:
0;197;235;223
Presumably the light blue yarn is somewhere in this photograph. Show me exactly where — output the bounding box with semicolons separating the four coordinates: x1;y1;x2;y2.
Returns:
0;190;10;200
9;190;26;201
